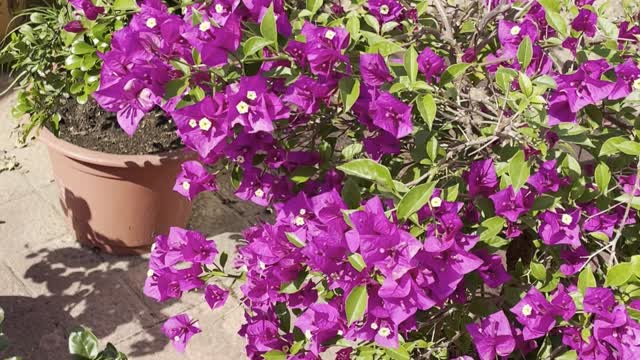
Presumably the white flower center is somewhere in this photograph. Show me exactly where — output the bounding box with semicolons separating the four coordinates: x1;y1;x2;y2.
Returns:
561;214;573;225
379;5;389;15
522;304;533;316
337;330;343;336
510;26;521;36
236;155;245;163
182;181;191;191
174;336;181;342
282;345;290;352
294;216;305;226
325;30;336;40
378;327;391;337
198;118;212;131
199;21;211;32
370;323;379;330
215;4;224;13
188;119;198;128
146;18;157;29
146;269;154;277
246;91;257;100
305;330;312;339
236;101;249;114
430;197;442;208
299;209;307;215
258;260;266;269
254;188;265;198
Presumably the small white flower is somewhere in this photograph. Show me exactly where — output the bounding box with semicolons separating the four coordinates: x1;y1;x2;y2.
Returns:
174;336;181;342
325;29;336;40
522;304;533;316
305;330;312;339
282;345;290;352
430;196;442;208
259;261;266;270
236;155;245;164
146;269;154;277
246;90;257;100
377;327;391;337
294;216;305;226
379;5;390;15
182;181;191;191
146;17;157;29
370;323;379;330
198;118;212;131
561;214;573;225
199;21;212;32
236;101;250;114
510;25;521;36
299;209;307;215
188;119;198;128
254;188;265;198
215;3;224;13
337;330;343;336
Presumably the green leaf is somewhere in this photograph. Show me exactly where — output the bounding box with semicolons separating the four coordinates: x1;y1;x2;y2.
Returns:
537;0;561;12
600;136;626;156
342;178;361;209
243;36;273;57
530;262;547;281
385;345;411;360
555;350;578;360
71;41;94;55
290;166;316;184
518;72;533;97
337;159;395;191
306;0;323;14
517;36;533;70
578;267;596;294
346;16;361;42
345;285;368;325
363;14;380;34
479;216;506;242
260;4;278;51
348;253;366;272
263;350;287;360
615;140;640;156
113;0;139;11
440;63;471;85
614;194;640;210
416;94;436;130
605;262;633;287
545;10;567;36
164;78;189;99
404;46;418;84
509;150;530;192
594;163;611;194
396;181;437;220
338;78;360;113
285;232;305;248
68;327;100;359
495;67;518;92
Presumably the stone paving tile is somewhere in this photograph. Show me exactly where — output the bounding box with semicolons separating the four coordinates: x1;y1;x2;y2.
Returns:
115;298;246;359
9;142;55;188
34;181;65;216
2;235;159;348
0;169;35;204
0;192;68;258
0;262;31;297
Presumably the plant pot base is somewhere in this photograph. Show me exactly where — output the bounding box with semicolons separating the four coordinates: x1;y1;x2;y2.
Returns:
41;129;192;255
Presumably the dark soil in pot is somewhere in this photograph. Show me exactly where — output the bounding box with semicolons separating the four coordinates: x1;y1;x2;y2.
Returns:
48;97;182;155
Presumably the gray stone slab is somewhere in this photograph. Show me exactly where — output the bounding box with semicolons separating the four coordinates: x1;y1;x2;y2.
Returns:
0;169;35;203
0;262;31;297
0;192;68;258
188;191;250;237
9;142;55;188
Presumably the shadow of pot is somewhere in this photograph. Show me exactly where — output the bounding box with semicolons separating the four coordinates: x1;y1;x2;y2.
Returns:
39;128;192;255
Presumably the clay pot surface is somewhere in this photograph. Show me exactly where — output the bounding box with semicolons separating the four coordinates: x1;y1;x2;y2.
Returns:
40;128;192;255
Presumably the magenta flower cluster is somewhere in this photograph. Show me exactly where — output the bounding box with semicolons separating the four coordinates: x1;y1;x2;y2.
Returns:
73;0;640;358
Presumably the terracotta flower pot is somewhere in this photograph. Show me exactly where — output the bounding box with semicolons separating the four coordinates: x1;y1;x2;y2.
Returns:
40;128;192;255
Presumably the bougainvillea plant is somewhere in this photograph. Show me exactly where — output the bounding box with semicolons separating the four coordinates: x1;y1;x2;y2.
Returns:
83;0;640;358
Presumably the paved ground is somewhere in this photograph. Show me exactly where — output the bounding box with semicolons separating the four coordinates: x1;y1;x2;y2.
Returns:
0;88;268;359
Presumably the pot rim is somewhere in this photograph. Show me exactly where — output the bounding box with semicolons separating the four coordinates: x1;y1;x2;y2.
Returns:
39;127;187;168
